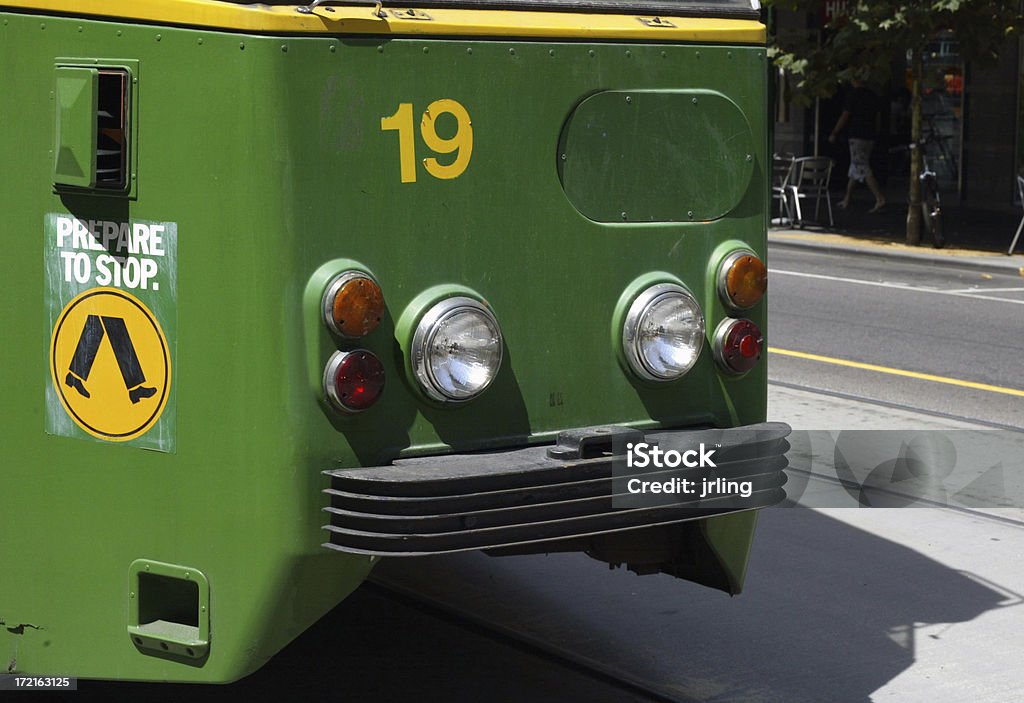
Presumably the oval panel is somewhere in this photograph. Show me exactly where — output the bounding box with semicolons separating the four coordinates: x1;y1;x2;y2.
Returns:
557;89;755;223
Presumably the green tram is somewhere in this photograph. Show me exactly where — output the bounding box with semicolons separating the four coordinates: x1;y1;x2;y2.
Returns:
1;0;789;683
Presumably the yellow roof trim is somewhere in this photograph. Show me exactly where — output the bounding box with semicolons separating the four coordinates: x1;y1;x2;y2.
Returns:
2;1;766;42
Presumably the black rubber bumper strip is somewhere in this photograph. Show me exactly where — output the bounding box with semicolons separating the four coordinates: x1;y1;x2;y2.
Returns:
323;422;790;556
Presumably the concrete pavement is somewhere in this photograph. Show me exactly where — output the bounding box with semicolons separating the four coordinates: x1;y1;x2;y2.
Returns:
769;229;1024;276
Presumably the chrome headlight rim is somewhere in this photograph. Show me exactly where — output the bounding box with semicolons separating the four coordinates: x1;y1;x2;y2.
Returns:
622;282;705;382
411;296;503;403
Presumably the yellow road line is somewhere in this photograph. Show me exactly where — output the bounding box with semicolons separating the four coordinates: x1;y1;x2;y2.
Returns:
769;347;1024;398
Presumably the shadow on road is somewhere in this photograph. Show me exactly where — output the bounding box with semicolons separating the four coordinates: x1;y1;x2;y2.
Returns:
81;509;1014;702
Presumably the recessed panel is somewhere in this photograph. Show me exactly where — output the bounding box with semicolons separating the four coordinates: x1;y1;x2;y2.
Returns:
558;89;755;223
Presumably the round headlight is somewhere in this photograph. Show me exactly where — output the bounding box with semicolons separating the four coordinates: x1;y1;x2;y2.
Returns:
623;283;704;381
412;297;503;402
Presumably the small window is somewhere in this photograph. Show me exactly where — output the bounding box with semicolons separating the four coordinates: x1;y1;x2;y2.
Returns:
54;65;130;192
96;69;129;190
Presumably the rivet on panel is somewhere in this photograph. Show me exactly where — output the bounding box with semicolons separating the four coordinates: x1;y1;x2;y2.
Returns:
692;97;698;105
728;51;733;59
509;47;515;55
660;51;667;58
77;25;83;32
117;30;122;36
197;37;204;45
621;212;628;220
330;44;336;53
588;49;595;57
560;154;567;161
40;23;45;29
549;49;555;57
377;45;384;53
746;154;753;162
281;44;288;52
466;47;472;55
695;51;701;59
625;50;632;58
156;34;162;41
625;95;632;103
687;211;694;219
239;42;245;49
422;46;429;54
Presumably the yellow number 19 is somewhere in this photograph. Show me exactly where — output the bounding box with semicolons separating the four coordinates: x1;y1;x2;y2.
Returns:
380;99;473;183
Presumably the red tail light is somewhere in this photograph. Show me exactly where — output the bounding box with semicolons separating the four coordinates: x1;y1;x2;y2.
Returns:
712;319;763;375
323;350;385;413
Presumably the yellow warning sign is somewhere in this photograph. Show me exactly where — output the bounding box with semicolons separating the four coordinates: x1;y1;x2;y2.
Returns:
49;287;170;441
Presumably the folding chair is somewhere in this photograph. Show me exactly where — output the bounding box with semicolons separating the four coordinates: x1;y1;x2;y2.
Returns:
787;156;835;228
771;153;796;226
1009;174;1024;255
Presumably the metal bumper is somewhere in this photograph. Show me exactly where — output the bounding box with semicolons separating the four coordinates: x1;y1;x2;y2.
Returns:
323;422;790;557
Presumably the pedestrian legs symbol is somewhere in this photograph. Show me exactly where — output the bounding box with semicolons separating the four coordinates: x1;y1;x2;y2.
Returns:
65;315;158;404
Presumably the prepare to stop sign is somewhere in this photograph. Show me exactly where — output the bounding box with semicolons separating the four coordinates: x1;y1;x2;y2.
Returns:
55;215;166;290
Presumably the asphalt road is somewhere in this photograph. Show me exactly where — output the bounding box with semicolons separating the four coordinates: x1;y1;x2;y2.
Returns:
74;244;1024;702
766;246;1024;429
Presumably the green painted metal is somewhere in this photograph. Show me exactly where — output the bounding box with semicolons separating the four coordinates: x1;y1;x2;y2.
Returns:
558;89;755;222
53;66;98;188
702;511;760;595
127;559;210;661
0;9;769;682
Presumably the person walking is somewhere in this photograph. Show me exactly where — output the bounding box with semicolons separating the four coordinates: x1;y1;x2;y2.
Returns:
829;78;886;213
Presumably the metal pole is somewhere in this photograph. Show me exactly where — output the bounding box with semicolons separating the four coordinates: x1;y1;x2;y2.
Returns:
814;25;822;157
814;98;820;156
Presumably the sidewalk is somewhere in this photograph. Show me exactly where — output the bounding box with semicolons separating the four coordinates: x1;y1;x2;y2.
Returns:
770;230;1024;275
770;180;1024;274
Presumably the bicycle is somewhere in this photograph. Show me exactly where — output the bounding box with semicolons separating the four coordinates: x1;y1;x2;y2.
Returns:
918;145;945;248
889;143;945;248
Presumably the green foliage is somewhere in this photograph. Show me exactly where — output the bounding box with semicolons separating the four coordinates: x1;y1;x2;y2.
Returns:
766;1;1021;244
765;0;1021;104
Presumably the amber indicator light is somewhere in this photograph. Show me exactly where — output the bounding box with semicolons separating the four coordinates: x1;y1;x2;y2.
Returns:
324;273;385;338
722;254;767;310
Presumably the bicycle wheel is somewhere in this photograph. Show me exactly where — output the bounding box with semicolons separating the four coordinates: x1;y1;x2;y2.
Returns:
921;200;944;248
920;176;945;248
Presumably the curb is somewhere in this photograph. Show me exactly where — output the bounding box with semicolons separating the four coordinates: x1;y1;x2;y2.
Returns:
768;232;1024;276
